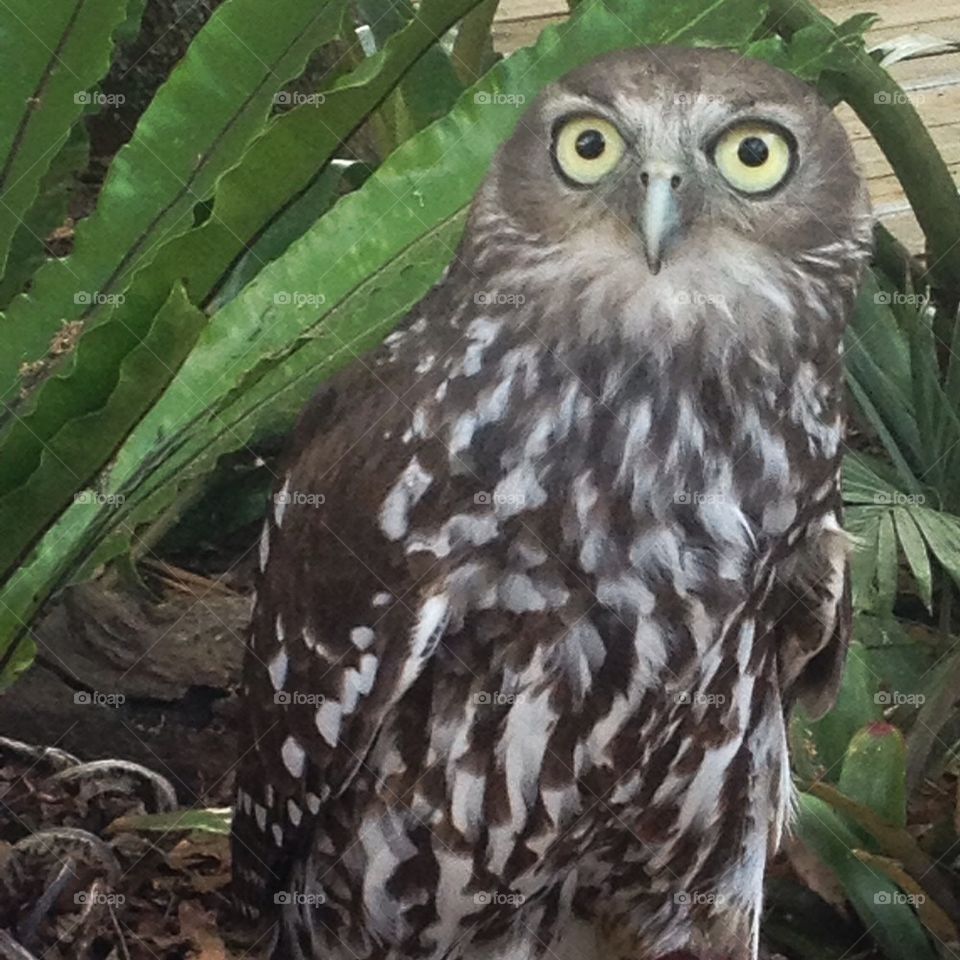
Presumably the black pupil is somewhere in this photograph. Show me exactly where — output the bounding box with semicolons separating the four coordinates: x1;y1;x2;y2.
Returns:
575;129;606;160
738;136;769;167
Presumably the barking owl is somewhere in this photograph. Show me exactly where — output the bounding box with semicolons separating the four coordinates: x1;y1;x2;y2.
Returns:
232;45;872;960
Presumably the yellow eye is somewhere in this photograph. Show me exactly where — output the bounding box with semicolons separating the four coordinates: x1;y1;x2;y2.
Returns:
713;124;794;194
554;116;625;185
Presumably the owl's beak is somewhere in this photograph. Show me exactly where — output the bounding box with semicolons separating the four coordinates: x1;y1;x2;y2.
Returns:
641;171;681;275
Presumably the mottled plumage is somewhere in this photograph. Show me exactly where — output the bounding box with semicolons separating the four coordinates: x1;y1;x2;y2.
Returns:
232;46;872;960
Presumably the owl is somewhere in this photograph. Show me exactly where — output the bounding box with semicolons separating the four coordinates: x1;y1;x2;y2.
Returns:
231;45;872;960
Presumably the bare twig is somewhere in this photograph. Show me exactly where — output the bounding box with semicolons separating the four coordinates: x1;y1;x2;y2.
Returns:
0;930;39;960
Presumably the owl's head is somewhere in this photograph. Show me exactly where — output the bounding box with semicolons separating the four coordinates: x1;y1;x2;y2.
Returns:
469;46;871;347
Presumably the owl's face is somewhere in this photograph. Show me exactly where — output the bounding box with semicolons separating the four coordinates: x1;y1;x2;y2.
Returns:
485;46;869;292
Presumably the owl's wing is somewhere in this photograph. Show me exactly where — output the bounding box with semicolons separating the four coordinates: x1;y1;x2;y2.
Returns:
230;346;460;916
770;488;851;720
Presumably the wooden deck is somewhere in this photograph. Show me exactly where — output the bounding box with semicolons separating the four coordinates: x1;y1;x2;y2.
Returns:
494;0;960;254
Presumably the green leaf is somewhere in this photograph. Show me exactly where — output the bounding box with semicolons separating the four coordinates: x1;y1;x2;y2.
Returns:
844;453;960;608
401;0;467;131
843;452;909;505
109;807;232;835
795;793;937;960
943;306;960;424
0;0;349;404
358;0;466;144
847;376;923;496
893;511;933;610
848;280;914;397
793;640;882;779
0;0;771;671
842;453;960;612
846;504;881;612
845;280;924;489
854;615;936;702
0;282;206;643
744;13;875;80
838;723;908;827
451;0;500;85
810;780;960;940
0;0;128;277
0;122;88;309
911;510;960;589
114;0;148;47
209;159;373;310
176;0;491;311
854;850;960;949
893;291;960;492
903;301;944;475
875;512;897;616
0;0;483;592
906;645;960;785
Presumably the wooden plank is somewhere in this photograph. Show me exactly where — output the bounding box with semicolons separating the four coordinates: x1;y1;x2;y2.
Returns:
494;0;957;29
821;0;956;32
879;209;924;252
496;0;565;20
870;14;960;39
492;0;960;47
869;15;960;43
493;12;960;61
491;13;563;50
853;120;960;180
882;50;960;87
871;163;960;208
837;84;960;140
493;14;960;58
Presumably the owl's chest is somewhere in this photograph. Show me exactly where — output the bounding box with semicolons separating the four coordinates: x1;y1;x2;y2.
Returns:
396;323;839;512
380;328;840;629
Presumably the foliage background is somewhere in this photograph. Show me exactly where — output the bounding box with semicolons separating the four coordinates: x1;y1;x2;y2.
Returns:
1;0;959;957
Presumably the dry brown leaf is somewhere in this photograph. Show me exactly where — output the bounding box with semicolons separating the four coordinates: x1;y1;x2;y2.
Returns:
166;834;231;893
783;834;846;910
854;849;960;947
178;901;229;960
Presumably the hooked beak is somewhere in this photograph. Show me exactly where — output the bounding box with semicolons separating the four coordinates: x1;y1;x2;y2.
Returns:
641;172;681;275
